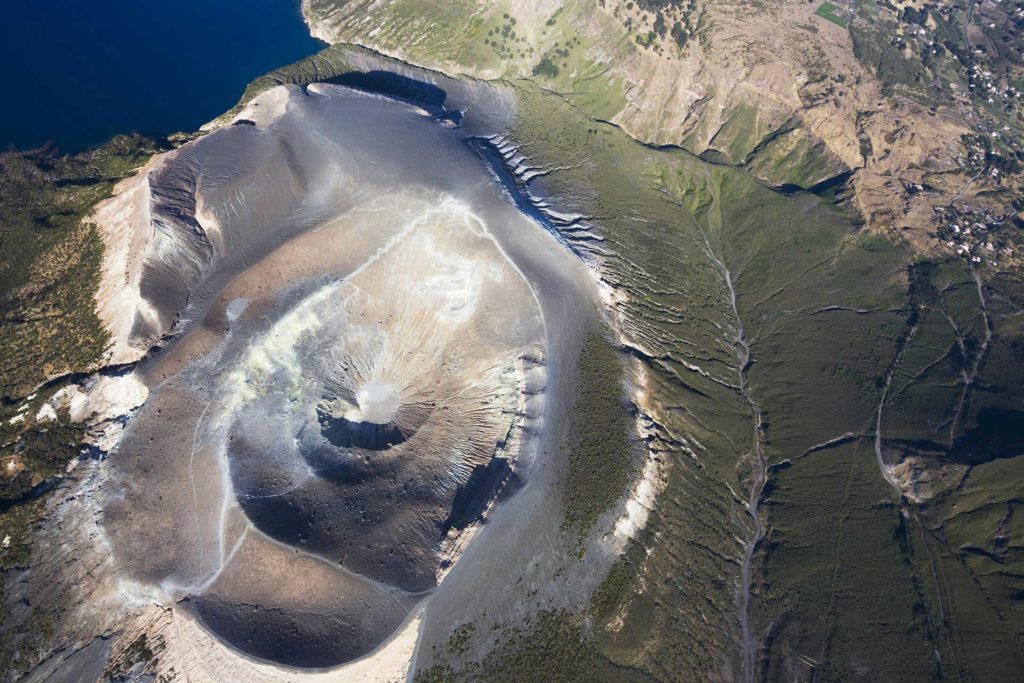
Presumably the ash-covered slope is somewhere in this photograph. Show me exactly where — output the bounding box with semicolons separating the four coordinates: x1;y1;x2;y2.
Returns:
94;84;587;668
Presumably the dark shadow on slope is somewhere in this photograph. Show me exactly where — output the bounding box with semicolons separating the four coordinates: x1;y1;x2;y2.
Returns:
328;70;447;109
443;458;512;532
951;407;1024;465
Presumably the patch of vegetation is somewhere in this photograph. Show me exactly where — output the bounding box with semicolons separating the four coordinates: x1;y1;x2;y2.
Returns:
561;333;633;538
856;230;893;252
814;2;848;29
417;611;644;682
670;20;688;49
104;633;164;680
0;483;110;673
635;31;655;47
851;1;933;97
590;531;650;624
617;0;701;52
0;409;87;505
709;104;763;163
0;490;49;673
635;0;685;8
532;56;560;79
744;124;847;189
445;622;476;659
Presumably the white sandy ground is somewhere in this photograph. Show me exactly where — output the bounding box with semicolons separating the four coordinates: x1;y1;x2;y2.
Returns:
50;374;148;424
90;155;166;365
107;604;422;682
34;373;149;452
228;84;292;128
605;362;668;554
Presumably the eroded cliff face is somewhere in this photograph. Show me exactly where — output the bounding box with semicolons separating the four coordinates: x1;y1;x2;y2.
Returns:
301;0;1020;255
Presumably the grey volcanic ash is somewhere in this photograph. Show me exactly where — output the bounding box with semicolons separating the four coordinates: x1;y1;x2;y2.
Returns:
99;84;566;667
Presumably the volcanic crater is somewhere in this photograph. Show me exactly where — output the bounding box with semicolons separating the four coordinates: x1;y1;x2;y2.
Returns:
99;82;584;668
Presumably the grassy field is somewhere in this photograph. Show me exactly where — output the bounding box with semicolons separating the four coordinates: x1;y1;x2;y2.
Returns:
815;2;849;29
759;439;937;680
502;75;939;678
416;610;646;683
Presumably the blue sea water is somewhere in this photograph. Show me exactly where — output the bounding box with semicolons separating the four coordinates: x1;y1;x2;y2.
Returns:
0;0;324;153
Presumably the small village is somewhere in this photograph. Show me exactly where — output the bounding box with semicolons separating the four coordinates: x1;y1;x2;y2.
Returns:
935;203;1015;267
872;0;1024;268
